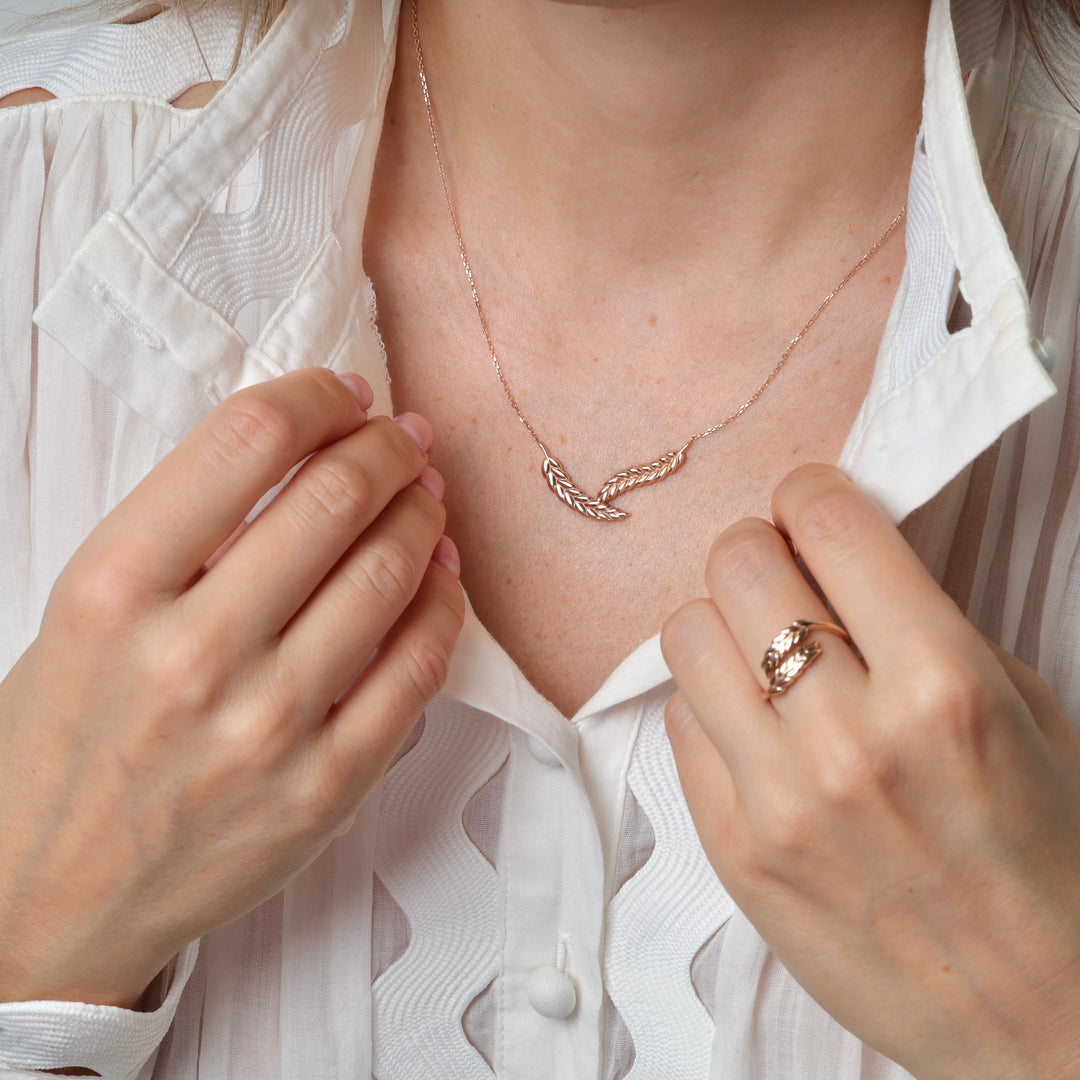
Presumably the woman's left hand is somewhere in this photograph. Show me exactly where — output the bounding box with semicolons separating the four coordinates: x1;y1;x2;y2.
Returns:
661;463;1080;1080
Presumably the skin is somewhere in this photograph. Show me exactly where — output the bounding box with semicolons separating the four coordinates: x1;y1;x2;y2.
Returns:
0;370;464;1008
1;0;1078;1075
661;466;1080;1078
365;0;923;713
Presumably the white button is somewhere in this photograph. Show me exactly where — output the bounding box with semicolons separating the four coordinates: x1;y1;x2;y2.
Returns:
526;966;577;1019
525;733;561;767
1033;336;1059;374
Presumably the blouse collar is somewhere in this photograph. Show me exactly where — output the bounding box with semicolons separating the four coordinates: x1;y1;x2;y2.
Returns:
34;0;400;444
839;0;1055;521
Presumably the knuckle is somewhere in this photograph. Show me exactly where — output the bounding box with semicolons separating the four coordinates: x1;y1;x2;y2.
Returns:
430;570;466;631
793;486;875;556
708;526;778;597
764;810;814;862
287;772;345;837
356;541;420;611
209;695;304;790
811;723;895;807
902;654;987;746
306;364;351;403
774;463;843;503
399;633;454;705
332;807;360;839
301;456;373;530
373;415;423;475
213;393;299;463
151;628;220;715
401;482;447;534
723;829;771;898
290;743;373;837
51;554;143;628
312;366;371;422
756;787;816;858
661;598;716;664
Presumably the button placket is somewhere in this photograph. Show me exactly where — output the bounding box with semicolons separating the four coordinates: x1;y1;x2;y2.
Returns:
498;728;603;1080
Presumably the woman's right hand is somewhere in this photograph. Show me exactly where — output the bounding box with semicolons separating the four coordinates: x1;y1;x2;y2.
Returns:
0;367;464;1010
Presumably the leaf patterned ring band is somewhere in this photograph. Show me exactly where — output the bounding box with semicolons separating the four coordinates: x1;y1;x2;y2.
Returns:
761;620;852;699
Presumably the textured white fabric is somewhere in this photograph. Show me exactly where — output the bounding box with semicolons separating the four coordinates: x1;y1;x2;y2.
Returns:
0;948;197;1079
0;0;1078;1078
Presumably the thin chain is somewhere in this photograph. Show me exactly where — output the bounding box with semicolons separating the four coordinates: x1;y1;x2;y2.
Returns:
411;3;551;447
411;0;906;519
684;211;905;445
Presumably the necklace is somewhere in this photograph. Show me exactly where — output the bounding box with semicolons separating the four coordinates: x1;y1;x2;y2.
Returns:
411;0;906;522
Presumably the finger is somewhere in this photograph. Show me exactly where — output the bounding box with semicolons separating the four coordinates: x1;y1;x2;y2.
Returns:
661;596;779;782
664;689;739;859
189;415;434;639
770;464;979;674
703;516;868;713
316;560;465;795
203;520;251;572
274;478;448;714
84;369;374;595
984;639;1080;756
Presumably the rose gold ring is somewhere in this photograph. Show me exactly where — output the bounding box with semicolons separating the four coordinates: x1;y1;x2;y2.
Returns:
761;620;851;699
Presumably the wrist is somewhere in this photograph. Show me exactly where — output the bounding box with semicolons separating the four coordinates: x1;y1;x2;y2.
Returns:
0;941;168;1011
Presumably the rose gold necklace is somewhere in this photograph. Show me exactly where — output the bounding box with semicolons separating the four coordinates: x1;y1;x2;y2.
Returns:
411;0;905;521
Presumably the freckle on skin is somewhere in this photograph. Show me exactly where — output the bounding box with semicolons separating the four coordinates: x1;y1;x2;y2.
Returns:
648;313;659;326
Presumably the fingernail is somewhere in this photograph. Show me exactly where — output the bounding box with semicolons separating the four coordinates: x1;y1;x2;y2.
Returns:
336;372;374;411
394;412;434;453
432;535;461;578
417;465;446;502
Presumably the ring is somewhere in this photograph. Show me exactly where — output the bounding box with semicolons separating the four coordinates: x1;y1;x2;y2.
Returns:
761;620;851;699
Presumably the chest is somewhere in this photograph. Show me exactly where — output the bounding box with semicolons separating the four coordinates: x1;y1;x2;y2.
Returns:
365;241;902;716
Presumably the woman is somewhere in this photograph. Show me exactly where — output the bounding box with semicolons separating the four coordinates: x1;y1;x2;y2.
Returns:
0;0;1077;1077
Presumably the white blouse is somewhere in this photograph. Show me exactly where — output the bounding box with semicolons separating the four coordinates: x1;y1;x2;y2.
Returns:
0;0;1076;1078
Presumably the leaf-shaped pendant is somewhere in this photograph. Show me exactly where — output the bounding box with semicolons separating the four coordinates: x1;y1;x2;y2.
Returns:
542;453;629;520
597;442;692;504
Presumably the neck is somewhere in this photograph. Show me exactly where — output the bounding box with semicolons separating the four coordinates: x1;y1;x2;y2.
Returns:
404;0;927;279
